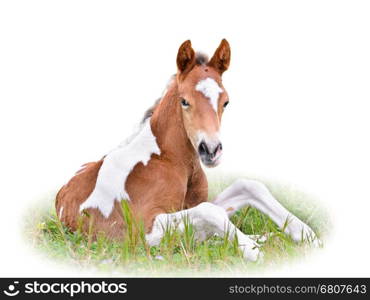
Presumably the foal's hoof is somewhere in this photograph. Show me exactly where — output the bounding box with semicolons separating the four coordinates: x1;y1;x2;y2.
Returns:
309;235;323;248
289;222;322;247
242;244;261;262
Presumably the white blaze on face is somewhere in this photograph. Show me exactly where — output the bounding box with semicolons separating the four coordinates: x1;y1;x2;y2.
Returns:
79;118;161;218
195;77;223;112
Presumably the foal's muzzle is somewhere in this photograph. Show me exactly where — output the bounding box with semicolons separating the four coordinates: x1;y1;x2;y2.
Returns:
198;140;223;167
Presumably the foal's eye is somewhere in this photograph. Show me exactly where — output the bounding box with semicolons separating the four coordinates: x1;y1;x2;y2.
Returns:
181;98;190;108
223;101;229;108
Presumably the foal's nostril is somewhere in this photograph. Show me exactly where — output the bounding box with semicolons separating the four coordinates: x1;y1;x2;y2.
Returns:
214;143;222;154
198;141;209;156
211;143;222;159
198;141;222;161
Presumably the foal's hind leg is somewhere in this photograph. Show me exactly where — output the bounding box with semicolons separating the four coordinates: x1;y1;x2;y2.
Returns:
145;202;261;261
213;179;319;245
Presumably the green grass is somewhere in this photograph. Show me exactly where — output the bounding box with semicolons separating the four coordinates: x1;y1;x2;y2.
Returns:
23;174;331;276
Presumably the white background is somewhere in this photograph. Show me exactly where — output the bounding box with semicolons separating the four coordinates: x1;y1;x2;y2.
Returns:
1;0;369;276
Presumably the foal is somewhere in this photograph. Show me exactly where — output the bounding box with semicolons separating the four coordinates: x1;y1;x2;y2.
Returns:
56;39;318;261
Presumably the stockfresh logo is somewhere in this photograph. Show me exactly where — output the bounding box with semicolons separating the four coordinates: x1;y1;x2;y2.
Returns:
2;280;128;297
3;281;20;297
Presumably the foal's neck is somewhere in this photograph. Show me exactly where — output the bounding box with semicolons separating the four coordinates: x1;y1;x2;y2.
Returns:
150;82;198;170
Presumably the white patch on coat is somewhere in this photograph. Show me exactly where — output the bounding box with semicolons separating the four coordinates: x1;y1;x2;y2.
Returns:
79;118;161;218
59;206;64;219
117;122;145;148
195;78;223;112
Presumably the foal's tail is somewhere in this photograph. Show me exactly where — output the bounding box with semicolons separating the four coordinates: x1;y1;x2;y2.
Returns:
55;159;128;239
55;160;103;231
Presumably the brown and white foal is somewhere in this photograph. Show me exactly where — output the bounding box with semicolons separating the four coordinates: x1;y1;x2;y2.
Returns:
56;39;318;261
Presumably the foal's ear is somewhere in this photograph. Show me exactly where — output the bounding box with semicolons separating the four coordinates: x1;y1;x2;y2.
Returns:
208;39;231;75
176;40;196;74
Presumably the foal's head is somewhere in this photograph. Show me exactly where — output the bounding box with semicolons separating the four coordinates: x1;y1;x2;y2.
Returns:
176;39;231;167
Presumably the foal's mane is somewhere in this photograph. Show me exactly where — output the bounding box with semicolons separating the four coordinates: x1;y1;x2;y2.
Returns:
140;52;209;124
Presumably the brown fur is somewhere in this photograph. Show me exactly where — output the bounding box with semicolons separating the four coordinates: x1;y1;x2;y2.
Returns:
55;39;231;239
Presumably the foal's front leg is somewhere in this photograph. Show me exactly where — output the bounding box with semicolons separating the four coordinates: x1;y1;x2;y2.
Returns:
145;202;261;261
213;179;319;245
